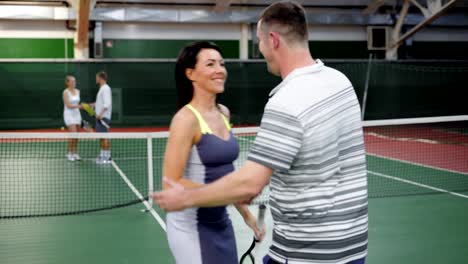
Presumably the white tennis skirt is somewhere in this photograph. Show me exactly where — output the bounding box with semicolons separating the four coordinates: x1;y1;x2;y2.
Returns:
63;110;82;127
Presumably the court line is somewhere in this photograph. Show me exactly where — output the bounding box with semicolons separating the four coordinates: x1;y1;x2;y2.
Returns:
368;170;468;199
111;160;167;231
367;152;468;176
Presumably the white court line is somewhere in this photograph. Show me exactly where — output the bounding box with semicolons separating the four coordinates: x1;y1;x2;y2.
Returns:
367;152;468;176
368;170;468;199
111;160;167;231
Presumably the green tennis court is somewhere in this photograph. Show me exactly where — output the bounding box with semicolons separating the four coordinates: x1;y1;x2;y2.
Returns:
1;124;467;264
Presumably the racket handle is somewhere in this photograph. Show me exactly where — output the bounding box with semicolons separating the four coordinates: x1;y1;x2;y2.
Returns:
100;120;110;129
257;204;266;229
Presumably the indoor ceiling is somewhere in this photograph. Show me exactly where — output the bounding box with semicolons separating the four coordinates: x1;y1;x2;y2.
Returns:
1;0;467;8
0;0;466;26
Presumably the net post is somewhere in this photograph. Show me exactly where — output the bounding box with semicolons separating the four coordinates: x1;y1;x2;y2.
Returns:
361;53;373;120
147;135;154;209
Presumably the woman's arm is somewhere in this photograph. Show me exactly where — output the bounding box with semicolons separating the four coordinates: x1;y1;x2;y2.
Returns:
219;104;265;240
235;204;265;241
163;108;203;190
63;90;80;109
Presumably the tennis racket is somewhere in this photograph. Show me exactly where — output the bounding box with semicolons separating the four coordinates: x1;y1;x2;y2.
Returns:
81;103;110;129
240;204;267;264
81;120;94;132
81;103;95;116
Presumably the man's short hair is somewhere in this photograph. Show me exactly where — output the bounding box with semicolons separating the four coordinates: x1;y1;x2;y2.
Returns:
260;1;308;45
97;71;107;81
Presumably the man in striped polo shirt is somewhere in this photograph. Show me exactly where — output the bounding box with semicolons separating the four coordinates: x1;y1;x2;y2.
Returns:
154;1;368;263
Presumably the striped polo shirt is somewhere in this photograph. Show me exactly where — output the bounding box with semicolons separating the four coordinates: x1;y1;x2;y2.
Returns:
248;60;368;264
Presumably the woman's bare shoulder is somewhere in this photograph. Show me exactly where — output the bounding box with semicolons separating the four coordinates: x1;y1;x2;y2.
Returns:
170;107;198;131
217;104;230;118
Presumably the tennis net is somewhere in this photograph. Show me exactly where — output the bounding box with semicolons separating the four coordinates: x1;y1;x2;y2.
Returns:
0;132;165;218
1;116;467;218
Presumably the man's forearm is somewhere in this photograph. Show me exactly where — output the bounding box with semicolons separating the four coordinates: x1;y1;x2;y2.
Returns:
98;107;108;118
185;169;256;208
152;161;272;212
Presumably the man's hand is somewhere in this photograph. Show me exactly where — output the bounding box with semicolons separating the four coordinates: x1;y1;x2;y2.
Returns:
96;114;102;120
151;177;188;212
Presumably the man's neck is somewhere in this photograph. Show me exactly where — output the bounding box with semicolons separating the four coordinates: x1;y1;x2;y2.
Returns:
279;48;315;79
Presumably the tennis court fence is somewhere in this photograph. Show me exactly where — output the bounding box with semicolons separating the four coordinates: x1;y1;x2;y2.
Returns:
1;59;467;130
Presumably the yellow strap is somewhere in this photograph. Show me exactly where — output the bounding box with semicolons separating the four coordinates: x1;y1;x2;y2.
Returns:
186;104;212;134
221;114;231;130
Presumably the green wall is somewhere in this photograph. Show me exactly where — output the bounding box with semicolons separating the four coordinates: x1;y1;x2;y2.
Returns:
0;38;74;58
311;41;370;59
251;40;371;59
103;39;240;58
103;39;371;59
1;38;466;60
402;42;468;59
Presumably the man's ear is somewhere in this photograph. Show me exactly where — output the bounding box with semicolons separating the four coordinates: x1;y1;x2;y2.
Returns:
270;32;280;49
186;68;195;82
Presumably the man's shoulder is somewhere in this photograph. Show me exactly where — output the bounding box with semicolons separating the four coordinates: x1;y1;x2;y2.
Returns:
99;84;111;90
265;96;300;118
266;79;325;118
322;65;352;85
276;66;352;104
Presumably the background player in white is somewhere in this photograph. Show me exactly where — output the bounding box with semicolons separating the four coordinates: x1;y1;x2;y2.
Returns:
93;71;112;164
62;75;83;161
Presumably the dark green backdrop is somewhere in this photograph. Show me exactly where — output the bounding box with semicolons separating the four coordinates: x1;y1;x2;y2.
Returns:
0;60;467;130
0;39;74;58
2;38;468;60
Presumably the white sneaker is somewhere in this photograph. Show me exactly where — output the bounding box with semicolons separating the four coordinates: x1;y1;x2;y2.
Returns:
67;154;76;162
96;156;111;165
74;154;81;161
96;156;104;164
103;156;112;164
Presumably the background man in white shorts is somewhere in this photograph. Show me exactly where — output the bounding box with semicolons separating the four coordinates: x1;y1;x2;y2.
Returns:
93;71;112;164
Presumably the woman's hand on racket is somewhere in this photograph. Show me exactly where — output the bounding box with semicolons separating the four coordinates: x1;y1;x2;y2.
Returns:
244;214;266;242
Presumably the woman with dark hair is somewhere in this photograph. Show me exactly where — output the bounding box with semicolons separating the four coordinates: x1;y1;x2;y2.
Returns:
163;41;264;264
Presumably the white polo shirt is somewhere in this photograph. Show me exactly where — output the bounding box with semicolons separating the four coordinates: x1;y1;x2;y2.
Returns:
95;84;112;120
248;60;368;264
